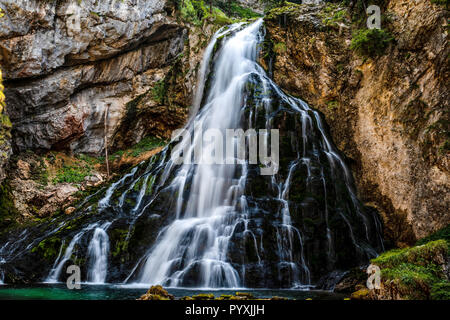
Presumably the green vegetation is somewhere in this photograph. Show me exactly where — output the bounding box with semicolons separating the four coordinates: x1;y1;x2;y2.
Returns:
372;239;449;300
76;153;104;166
215;1;262;19
0;53;12;158
265;2;301;20
127;136;166;157
350;28;394;58
273;42;286;54
110;228;129;259
327;100;339;111
431;0;449;7
431;282;450;300
177;0;234;26
53;164;92;184
416;224;450;246
151;80;167;105
140;285;175;300
31;236;65;261
319;3;349;28
0;180;18;229
372;240;447;269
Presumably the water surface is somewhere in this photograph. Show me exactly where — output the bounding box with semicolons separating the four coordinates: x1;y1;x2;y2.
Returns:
0;284;347;300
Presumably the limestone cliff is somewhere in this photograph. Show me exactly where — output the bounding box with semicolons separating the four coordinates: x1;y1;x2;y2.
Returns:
0;0;223;221
0;0;205;156
264;0;449;245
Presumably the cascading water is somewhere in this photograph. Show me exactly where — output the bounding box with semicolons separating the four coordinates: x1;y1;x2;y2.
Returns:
87;222;112;283
0;19;383;288
46;222;111;284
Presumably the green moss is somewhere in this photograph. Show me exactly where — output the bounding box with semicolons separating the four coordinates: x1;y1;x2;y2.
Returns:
192;293;215;300
265;2;302;20
0;114;11;129
177;0;236;26
53;164;91;184
372;240;448;268
110;228;129;258
215;1;261;19
350;28;394;58
31;236;65;261
371;240;449;300
327;100;339;111
151;80;167;105
0;180;18;229
431;282;450;300
273;42;287;54
416;224;450;246
350;288;369;300
127;136;166;157
319;4;348;28
76;153;103;165
211;7;233;25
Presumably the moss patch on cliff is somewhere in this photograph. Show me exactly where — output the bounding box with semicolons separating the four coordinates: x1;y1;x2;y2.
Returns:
318;3;349;29
265;2;302;20
125;136;166;158
0;180;18;229
52;164;92;184
350;28;394;58
371;240;449;299
177;0;235;26
215;1;262;19
416;224;450;246
30;236;66;261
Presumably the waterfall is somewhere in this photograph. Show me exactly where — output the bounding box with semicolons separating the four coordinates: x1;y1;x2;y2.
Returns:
121;19;382;288
0;18;383;288
87;222;112;284
0;244;5;285
46;222;111;284
130;21;267;288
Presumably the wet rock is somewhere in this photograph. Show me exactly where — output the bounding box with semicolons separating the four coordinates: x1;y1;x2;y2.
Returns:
84;173;104;188
64;206;76;215
16;159;31;180
138;285;175;300
264;0;450;243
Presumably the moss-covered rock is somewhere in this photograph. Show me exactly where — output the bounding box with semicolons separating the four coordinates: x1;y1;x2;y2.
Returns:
138;285;175;300
364;239;450;300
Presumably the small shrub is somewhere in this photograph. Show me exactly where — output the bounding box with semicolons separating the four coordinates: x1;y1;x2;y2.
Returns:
350;28;394;58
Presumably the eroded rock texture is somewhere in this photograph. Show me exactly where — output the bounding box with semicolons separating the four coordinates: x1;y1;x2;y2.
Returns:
0;0;212;155
264;0;449;244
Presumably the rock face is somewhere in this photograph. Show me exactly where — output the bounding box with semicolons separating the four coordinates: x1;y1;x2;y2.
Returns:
0;69;11;185
264;1;449;244
0;0;205;155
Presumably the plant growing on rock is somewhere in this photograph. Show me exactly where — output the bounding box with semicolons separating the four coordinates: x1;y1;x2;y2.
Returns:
350;28;394;58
